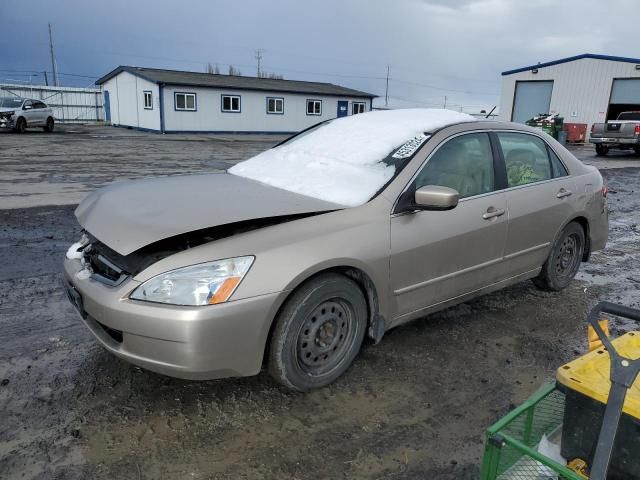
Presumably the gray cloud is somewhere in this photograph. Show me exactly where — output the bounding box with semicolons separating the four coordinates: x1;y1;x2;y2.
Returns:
1;0;638;113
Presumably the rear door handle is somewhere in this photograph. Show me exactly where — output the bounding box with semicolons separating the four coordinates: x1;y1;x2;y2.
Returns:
556;188;573;199
482;206;506;220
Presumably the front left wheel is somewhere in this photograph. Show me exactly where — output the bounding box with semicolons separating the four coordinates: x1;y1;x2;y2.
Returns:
268;273;367;391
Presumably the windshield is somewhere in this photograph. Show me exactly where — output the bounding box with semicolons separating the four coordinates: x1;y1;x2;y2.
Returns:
0;97;24;109
229;108;475;207
617;112;640;121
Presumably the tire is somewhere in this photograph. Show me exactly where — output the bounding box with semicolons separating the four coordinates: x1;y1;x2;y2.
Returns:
595;144;608;156
268;273;367;391
43;117;54;132
14;117;26;133
533;222;585;291
634;146;640;156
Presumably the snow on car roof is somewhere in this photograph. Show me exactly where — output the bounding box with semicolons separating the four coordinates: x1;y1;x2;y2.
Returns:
229;108;476;207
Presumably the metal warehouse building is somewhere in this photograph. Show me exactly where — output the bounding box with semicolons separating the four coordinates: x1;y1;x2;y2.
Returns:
96;66;376;134
499;53;640;133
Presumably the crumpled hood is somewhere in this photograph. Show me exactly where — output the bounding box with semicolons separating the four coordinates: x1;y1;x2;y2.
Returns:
76;173;344;255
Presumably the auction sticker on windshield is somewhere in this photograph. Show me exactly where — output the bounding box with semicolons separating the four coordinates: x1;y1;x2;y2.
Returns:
391;134;430;159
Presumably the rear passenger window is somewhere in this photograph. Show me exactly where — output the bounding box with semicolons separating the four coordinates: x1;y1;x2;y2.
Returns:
548;148;568;177
415;132;495;199
497;133;553;187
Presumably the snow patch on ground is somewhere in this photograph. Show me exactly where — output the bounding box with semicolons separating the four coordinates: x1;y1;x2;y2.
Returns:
229;108;475;206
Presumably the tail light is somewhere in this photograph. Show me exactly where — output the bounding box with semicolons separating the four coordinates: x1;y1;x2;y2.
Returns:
635;124;640;135
602;185;608;198
591;124;595;134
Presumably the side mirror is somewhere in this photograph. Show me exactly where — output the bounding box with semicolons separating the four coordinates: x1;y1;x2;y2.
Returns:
414;185;459;210
23;105;32;110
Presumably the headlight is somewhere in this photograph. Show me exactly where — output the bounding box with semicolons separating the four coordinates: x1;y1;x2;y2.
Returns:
130;256;254;306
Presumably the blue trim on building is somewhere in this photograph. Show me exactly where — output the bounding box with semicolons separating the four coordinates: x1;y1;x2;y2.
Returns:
111;124;162;133
221;94;241;113
159;84;165;133
163;130;296;135
266;96;285;115
306;98;322;116
502;53;640;76
174;91;197;111
143;90;153;110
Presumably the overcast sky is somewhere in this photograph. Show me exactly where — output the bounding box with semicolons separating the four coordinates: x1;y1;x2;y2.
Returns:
1;0;638;112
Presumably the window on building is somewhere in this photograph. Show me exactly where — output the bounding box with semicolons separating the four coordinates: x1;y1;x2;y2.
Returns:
352;102;366;115
306;99;322;115
175;92;196;111
496;132;554;187
143;91;153;109
267;97;284;114
222;95;241;112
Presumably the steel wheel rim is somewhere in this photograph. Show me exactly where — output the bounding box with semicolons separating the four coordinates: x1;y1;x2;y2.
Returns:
296;299;355;376
555;233;581;279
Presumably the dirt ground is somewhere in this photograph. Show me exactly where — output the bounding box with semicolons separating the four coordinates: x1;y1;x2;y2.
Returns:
1;126;639;480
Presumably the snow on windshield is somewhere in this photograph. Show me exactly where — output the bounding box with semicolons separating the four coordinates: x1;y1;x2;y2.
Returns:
229;108;475;206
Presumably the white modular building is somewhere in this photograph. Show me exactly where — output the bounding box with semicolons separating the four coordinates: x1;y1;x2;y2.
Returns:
499;53;640;133
95;66;376;134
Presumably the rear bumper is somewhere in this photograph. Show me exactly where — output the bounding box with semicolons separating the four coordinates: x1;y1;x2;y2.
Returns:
590;137;639;146
63;258;284;380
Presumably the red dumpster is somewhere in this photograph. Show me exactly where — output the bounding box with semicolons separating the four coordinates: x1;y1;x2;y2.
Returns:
564;123;588;143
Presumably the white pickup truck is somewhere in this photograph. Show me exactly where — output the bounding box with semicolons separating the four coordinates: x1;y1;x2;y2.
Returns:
590;111;640;156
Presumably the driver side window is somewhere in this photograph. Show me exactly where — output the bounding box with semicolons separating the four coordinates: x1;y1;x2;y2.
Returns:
414;132;495;199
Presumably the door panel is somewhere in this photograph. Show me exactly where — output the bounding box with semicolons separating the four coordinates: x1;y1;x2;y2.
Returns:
337;100;348;118
496;131;576;276
512;81;553;123
104;91;111;122
503;178;575;275
390;131;506;318
391;193;508;317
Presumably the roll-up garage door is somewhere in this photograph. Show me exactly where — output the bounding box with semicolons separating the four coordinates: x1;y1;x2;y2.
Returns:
608;78;640;120
511;81;554;123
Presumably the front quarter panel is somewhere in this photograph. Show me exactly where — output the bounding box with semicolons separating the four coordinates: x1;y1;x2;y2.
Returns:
134;199;394;320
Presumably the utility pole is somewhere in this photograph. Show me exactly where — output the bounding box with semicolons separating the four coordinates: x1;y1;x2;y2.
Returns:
385;64;390;108
43;71;49;86
48;23;58;87
443;96;447;109
255;49;263;78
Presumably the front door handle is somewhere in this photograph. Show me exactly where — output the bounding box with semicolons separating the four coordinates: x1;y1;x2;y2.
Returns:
556;188;573;199
482;206;506;220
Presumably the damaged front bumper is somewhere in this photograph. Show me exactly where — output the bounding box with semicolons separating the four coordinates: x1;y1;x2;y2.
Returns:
63;257;282;380
0;115;15;129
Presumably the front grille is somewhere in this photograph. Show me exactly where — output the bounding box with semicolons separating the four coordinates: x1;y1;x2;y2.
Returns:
97;321;123;343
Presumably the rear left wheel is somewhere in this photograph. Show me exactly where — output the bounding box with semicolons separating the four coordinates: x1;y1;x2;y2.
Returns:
533;222;585;291
595;144;608;156
268;273;367;391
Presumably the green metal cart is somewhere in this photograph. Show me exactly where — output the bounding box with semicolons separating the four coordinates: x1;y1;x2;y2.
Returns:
479;382;583;479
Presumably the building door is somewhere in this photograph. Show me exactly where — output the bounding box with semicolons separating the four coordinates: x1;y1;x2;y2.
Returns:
337;100;348;118
511;81;553;123
104;91;111;122
607;78;640;120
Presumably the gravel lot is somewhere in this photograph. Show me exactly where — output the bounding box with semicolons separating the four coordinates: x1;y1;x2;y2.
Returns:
1;125;639;479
